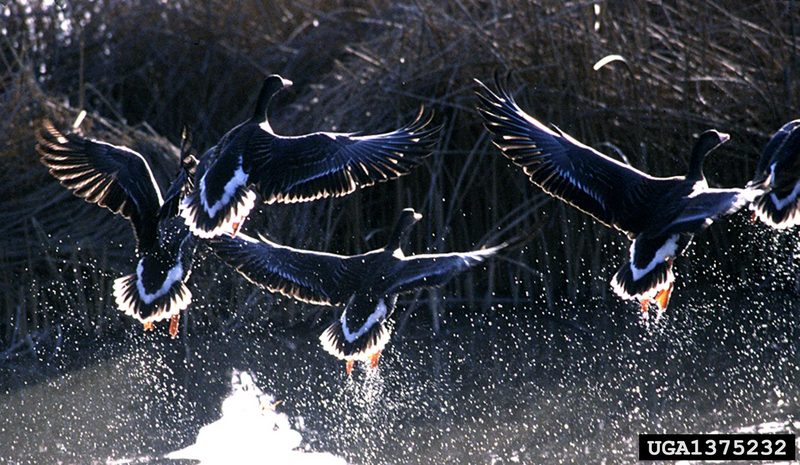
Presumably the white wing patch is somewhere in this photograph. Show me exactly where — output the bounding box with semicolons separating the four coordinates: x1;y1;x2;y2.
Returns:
112;271;192;324
769;180;800;211
751;179;800;229
200;161;249;218
341;298;388;343
675;187;761;232
318;320;392;362
630;234;679;282
135;258;185;304
180;184;256;239
610;264;674;301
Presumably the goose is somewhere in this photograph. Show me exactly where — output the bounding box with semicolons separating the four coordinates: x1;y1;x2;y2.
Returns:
208;209;501;374
36;120;198;336
180;74;440;238
748;120;800;228
475;77;760;317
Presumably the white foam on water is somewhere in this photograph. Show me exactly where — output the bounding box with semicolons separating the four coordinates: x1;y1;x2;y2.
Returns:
166;369;347;465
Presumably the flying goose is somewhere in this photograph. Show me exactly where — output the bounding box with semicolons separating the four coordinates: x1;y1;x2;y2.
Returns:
748;120;800;229
475;77;760;317
208;208;501;374
180;74;440;238
36;121;198;336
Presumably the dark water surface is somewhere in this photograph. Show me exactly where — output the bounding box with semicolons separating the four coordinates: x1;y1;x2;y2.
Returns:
2;284;800;465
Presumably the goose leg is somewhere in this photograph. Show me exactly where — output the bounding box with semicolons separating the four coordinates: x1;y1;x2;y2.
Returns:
654;283;674;311
750;211;757;223
230;221;241;237
168;313;180;338
369;350;382;369
143;321;154;332
345;360;355;376
639;299;650;318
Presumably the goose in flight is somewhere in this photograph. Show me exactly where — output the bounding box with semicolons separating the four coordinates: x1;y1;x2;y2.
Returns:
37;121;198;336
181;74;440;238
209;208;501;374
476;77;760;317
748;119;800;229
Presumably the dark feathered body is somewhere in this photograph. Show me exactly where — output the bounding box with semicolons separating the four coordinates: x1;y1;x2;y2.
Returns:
113;218;196;323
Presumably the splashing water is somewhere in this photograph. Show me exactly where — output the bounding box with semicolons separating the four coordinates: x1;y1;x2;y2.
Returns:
166;369;346;465
342;366;385;408
3;213;800;465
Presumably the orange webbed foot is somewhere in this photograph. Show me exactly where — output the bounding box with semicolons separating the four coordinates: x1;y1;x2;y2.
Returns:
654;283;674;311
345;360;355;376
368;350;382;369
168;313;180;338
143;321;154;332
639;299;650;316
230;221;241;237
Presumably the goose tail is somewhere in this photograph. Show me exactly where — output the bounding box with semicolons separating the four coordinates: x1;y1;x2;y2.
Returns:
112;272;192;325
750;181;800;229
319;320;393;361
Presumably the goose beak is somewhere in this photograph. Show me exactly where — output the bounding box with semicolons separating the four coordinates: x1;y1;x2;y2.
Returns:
413;212;422;221
281;78;293;88
718;132;730;144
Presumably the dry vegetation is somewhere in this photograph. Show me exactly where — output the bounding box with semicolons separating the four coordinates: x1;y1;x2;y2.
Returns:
1;0;798;351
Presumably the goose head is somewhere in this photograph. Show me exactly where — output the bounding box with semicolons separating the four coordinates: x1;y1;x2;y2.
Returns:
687;129;729;181
252;74;293;122
386;208;422;252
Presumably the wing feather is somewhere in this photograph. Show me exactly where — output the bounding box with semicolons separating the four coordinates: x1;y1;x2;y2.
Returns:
387;246;501;295
475;78;674;234
36;120;163;248
250;109;439;203
208;233;351;305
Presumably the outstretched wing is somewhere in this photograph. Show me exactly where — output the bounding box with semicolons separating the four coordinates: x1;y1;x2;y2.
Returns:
36;120;163;248
476;78;669;234
660;187;759;235
250;109;439;203
207;233;352;305
387;245;501;295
